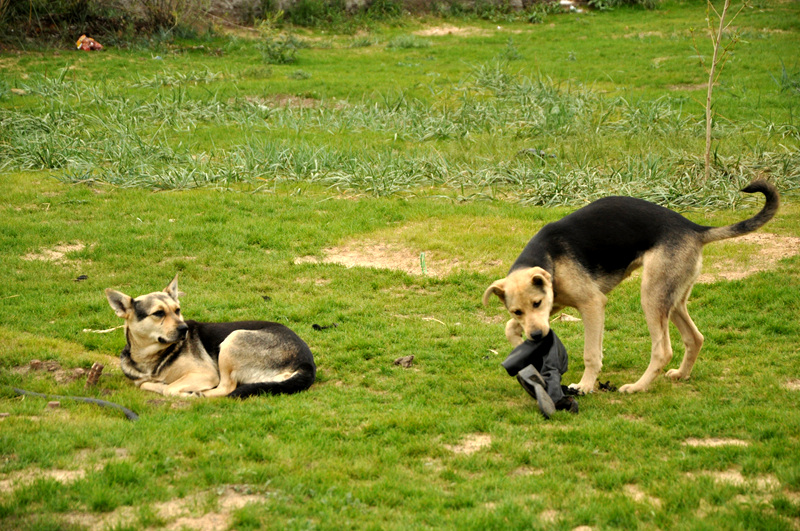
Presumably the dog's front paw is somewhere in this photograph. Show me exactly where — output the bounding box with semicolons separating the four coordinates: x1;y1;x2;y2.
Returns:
618;383;648;394
567;382;592;395
665;369;689;381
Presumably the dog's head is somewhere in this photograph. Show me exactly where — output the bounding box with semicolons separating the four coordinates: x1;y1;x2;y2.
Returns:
105;275;188;348
483;267;554;342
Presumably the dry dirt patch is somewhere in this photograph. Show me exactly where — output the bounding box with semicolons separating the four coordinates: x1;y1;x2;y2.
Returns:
683;438;750;448
414;25;490;37
12;359;90;384
444;433;492;455
296;243;466;277
539;509;559;524
688;469;780;490
62;485;267;531
698;233;800;283
0;468;86;494
785;380;800;391
623;484;662;508
23;242;86;262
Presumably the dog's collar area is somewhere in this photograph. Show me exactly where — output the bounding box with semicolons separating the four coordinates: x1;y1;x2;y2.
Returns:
120;330;184;380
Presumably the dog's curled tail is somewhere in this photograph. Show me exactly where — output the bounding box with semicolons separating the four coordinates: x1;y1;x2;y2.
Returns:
700;180;780;244
227;363;316;398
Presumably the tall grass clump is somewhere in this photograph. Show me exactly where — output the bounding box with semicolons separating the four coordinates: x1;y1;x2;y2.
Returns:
139;0;210;31
587;0;660;10
771;60;800;95
386;34;431;49
2;62;797;205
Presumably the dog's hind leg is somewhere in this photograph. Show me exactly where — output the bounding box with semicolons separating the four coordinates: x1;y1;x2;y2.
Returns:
665;287;704;382
201;352;238;397
619;254;676;393
202;334;240;398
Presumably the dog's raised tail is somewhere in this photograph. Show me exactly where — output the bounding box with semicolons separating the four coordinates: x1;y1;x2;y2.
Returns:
227;364;316;398
700;180;780;244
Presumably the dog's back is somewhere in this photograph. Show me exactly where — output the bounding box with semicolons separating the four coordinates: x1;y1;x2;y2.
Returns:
511;180;780;277
190;320;316;398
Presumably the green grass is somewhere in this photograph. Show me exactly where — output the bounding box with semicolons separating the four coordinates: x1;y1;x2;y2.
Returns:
1;1;800;529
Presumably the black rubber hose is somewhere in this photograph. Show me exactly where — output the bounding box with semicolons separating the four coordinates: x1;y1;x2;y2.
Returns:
12;387;139;421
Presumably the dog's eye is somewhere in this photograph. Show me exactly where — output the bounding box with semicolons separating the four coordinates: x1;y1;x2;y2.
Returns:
174;308;181;316
152;310;165;319
513;310;523;316
533;301;542;309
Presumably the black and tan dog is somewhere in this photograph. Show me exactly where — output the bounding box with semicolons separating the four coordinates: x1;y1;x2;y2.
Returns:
105;275;315;398
483;180;779;394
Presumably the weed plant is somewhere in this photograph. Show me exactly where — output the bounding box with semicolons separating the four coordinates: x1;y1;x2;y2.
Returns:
386;34;431;49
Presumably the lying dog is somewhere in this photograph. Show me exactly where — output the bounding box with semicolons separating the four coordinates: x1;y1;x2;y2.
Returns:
105;275;315;397
483;180;779;394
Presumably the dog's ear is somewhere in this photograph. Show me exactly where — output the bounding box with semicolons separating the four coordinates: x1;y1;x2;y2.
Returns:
482;279;506;306
530;268;552;289
106;289;133;318
164;274;180;302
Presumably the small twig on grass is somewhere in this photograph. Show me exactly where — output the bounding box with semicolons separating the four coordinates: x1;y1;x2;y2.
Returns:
693;0;749;181
82;325;123;334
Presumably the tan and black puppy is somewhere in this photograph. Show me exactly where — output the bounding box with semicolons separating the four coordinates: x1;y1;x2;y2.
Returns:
105;275;315;398
484;180;779;394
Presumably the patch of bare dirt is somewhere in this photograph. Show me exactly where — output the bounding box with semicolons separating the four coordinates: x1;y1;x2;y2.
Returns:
414;25;490;37
0;468;86;494
623;484;662;508
698;233;800;283
688;469;780;490
296;243;464;277
22;242;86;262
62;485;267;531
785;380;800;391
444;433;492;455
683;438;749;448
539;509;559;524
12;359;89;384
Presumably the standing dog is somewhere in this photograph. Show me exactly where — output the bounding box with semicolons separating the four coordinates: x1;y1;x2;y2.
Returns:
105;275;316;397
483;180;779;394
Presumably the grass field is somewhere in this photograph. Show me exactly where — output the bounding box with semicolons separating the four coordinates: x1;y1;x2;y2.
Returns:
1;1;800;529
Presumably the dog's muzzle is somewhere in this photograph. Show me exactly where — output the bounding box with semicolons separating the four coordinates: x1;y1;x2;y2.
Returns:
158;323;188;344
527;329;545;342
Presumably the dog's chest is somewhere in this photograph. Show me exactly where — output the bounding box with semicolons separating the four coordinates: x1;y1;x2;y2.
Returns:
157;335;218;383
